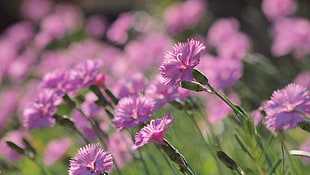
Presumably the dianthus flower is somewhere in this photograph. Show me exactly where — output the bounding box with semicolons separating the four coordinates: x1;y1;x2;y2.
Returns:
23;89;61;129
43;138;72;166
132;114;174;150
262;0;297;21
263;83;310;131
160;39;206;86
145;75;189;110
113;95;155;130
69;144;113;175
70;59;102;89
294;71;310;89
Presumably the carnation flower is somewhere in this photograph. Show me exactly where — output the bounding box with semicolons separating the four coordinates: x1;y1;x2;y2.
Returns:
70;59;102;89
23;89;61;129
262;0;297;21
294;71;310;89
113;95;155;130
43;138;72;166
69;144;113;175
145;75;189;110
263;83;310;131
132;114;174;150
107;132;133;169
160;39;206;86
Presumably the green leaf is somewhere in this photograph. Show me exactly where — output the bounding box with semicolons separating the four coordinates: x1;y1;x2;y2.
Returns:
6;141;25;155
192;69;209;85
181;81;206;92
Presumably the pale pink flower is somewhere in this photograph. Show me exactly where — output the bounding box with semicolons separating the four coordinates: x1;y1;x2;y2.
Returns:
43;138;72;166
263;83;310;131
106;13;133;45
0;130;27;161
262;0;297;21
294;71;310;89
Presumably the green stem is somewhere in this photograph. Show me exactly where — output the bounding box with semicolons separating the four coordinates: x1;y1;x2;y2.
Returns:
155;143;180;175
33;158;48;175
138;148;151;175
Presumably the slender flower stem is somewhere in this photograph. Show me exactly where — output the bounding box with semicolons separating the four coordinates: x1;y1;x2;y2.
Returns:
33;158;48;175
155;143;179;175
138;148;151;175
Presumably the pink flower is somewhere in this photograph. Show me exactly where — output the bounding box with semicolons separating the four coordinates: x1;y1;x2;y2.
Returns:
251;109;263;126
270;18;310;58
205;93;240;123
23;89;61;129
263;83;310;131
43;138;72;166
113;95;155;130
132;114;174;150
113;72;148;99
20;0;53;21
86;15;107;38
145;75;189;110
294;71;310;89
164;0;206;34
107;132;133;169
160;39;206;86
70;59;102;89
262;0;297;21
106;13;133;45
69;144;113;175
197;55;243;90
0;130;27;161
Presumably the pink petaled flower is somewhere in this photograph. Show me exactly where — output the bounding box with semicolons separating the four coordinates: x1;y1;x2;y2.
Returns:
0;130;27;162
113;72;148;99
70;59;102;89
263;83;310;132
106;13;133;45
145;75;189;110
41;70;77;96
69;144;113;175
113;95;155;131
262;0;297;21
23;89;61;129
86;15;107;38
294;71;310;89
160;39;206;86
251;109;263;126
132;114;174;150
107;132;133;169
206;93;240;123
197;55;243;90
43;138;72;166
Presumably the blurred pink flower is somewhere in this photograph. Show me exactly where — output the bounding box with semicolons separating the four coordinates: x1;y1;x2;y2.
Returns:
107;13;133;45
69;144;113;175
43;138;72;166
0;88;20;132
160;39;206;86
294;71;310;89
113;72;148;99
145;75;189;110
197;55;243;90
23;89;61;129
0;130;27;161
86;15;107;38
2;21;34;47
251;109;263;126
206;93;240;123
164;0;206;34
113;95;155;130
21;0;53;21
263;83;310;131
70;59;102;89
107;132;133;169
132;114;174;150
207;18;251;60
262;0;297;21
270;17;310;58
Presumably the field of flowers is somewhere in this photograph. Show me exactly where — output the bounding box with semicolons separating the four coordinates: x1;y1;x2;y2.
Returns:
0;0;310;174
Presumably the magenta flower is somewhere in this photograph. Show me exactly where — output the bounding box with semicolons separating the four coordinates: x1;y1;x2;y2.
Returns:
113;72;148;99
263;83;310;131
40;70;77;96
43;138;72;166
160;39;206;86
69;144;113;175
23;89;61;129
132;114;174;150
294;71;310;89
0;130;27;161
262;0;297;21
70;59;102;89
145;75;189;110
113;95;155;130
107;132;133;169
